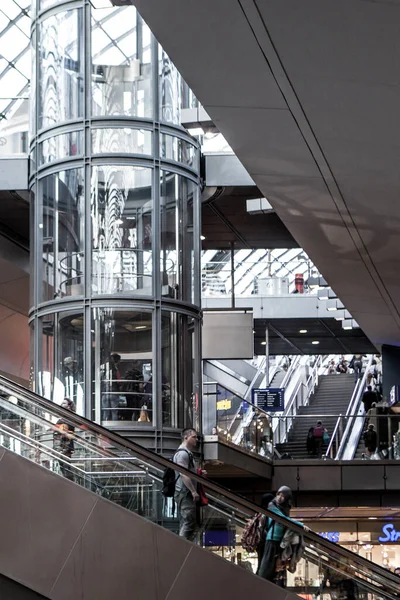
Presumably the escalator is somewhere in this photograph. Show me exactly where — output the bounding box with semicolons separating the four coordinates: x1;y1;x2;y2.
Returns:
203;358;266;400
0;375;398;600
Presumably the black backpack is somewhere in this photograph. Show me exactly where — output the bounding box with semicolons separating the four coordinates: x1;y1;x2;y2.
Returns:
162;449;193;498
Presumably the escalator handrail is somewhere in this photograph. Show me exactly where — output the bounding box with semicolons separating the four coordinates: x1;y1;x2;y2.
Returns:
336;356;372;460
0;374;399;590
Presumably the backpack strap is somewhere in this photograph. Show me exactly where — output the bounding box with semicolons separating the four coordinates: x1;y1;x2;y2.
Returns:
173;448;194;468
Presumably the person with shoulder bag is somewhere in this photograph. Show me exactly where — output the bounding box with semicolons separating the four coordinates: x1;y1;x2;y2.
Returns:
257;487;307;584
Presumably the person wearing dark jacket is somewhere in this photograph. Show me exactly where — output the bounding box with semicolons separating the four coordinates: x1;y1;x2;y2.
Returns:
363;423;377;457
256;493;274;571
53;398;76;480
257;486;305;583
362;386;377;412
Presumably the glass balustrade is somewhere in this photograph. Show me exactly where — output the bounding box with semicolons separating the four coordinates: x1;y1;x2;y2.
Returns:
0;375;399;598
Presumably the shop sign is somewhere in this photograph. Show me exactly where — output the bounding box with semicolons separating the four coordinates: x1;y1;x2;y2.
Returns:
318;532;339;543
378;524;400;543
217;399;232;411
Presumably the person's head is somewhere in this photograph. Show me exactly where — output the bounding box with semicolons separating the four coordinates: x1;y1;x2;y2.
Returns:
260;493;274;510
182;427;198;450
317;420;322;426
111;353;121;364
61;398;76;412
367;385;372;391
394;567;400;576
63;356;75;369
275;486;292;510
371;402;376;408
368;423;375;430
211;426;217;435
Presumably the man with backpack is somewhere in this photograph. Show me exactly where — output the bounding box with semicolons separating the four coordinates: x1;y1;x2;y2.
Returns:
172;428;203;541
363;423;377;458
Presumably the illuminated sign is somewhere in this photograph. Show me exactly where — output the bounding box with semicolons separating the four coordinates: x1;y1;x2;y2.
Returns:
217;399;232;411
252;388;284;412
378;524;400;543
318;532;339;543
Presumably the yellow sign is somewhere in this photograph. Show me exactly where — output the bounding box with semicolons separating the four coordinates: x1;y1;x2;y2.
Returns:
217;399;232;411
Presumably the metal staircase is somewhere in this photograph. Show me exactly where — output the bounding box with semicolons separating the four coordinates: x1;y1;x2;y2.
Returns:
275;373;356;459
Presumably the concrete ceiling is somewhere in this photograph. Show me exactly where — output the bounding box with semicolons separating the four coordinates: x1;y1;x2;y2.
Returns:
130;0;400;349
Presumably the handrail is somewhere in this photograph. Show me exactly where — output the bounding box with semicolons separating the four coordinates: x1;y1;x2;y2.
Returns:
0;375;399;592
335;356;373;460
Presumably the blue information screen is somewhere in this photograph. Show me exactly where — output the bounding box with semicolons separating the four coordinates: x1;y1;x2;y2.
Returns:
252;388;284;412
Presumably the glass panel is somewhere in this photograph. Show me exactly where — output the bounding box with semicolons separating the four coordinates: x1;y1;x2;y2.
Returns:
39;9;83;129
160;172;196;302
39;130;83;165
91;165;152;296
37;313;54;400
91;308;153;425
92;128;152;155
0;376;399;600
57;169;85;298
161;311;180;428
160;134;198;169
56;311;84;415
39;169;84;302
159;48;181;124
91;6;153;118
39;0;59;9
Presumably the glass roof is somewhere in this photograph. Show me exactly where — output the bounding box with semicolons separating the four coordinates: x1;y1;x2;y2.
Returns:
0;0;31;121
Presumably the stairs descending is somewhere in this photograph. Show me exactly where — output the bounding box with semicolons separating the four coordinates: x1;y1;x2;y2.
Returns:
270;369;287;387
275;373;356;459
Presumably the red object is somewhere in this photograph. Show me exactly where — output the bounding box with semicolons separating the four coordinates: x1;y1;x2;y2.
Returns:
295;273;304;294
197;468;209;506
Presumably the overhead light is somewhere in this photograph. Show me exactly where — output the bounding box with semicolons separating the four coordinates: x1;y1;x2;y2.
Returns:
200;235;206;241
188;127;204;136
368;517;377;520
135;325;147;330
261;341;266;346
299;329;308;334
312;341;320;345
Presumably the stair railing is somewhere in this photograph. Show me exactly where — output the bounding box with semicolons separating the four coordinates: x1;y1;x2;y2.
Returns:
333;355;373;460
274;355;322;444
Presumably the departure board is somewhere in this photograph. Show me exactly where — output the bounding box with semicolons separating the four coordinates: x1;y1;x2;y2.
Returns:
251;388;284;412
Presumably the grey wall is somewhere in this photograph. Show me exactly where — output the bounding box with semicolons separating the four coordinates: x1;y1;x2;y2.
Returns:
0;447;298;600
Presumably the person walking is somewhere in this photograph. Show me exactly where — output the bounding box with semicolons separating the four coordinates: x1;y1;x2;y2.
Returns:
173;428;206;541
53;398;76;481
257;486;306;584
362;386;377;412
313;420;328;458
363;423;377;458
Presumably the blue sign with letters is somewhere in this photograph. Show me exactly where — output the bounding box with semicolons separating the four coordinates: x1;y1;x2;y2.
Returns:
252;388;284;412
318;532;339;543
378;524;400;543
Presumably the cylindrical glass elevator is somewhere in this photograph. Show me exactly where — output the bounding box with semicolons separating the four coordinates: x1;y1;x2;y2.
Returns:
29;0;202;453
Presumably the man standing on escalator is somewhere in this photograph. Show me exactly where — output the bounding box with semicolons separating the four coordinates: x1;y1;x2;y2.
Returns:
173;428;206;541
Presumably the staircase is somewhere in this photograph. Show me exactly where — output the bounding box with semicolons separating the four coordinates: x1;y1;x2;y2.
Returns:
275;373;356;459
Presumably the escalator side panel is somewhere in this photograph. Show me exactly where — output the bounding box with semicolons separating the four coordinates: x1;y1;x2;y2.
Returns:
0;574;49;599
0;449;297;600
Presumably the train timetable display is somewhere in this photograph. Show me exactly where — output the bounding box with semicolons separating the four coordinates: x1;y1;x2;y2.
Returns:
252;388;284;412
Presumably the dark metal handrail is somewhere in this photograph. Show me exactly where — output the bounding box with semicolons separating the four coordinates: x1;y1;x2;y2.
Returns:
0;374;398;591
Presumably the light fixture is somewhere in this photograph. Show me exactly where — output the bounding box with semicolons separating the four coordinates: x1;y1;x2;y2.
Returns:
135;325;147;330
312;341;320;345
188;127;204;136
200;235;206;241
299;329;308;334
368;517;377;520
261;341;266;345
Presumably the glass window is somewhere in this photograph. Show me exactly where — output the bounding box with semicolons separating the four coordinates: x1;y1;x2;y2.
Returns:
162;311;181;428
55;311;84;415
160;171;197;302
39;9;83;129
39;130;83;165
91;308;153;425
160;134;198;169
91;6;153;118
91;165;153;295
159;48;181;125
37;314;54;401
39;168;84;302
92;128;152;155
